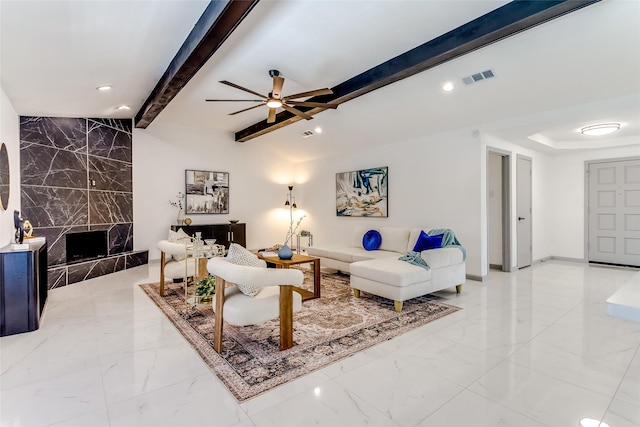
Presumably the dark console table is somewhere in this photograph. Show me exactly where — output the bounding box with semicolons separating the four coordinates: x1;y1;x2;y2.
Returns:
0;240;48;336
171;223;246;248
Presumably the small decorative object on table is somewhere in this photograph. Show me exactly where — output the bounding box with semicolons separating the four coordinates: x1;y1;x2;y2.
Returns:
281;214;306;259
13;210;24;244
11;210;29;250
184;217;192;226
229;219;239;224
278;244;293;260
169;192;185;225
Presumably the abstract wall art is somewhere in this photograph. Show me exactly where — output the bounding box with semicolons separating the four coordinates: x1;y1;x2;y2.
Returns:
185;170;229;214
336;166;388;217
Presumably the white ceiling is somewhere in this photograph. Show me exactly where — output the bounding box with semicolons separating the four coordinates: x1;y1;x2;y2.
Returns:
1;0;639;162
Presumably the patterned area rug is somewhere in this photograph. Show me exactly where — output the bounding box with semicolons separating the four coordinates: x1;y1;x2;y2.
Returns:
140;271;460;401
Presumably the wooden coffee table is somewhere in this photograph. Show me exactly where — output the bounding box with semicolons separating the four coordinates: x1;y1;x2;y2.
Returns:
258;253;321;301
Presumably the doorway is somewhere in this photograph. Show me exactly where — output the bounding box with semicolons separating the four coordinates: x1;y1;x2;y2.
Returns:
587;158;640;267
487;149;512;272
517;155;532;269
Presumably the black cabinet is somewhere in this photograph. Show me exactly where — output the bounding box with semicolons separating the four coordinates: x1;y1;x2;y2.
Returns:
0;240;48;336
171;223;246;248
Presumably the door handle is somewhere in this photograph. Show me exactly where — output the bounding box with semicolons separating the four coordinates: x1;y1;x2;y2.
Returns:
518;217;526;221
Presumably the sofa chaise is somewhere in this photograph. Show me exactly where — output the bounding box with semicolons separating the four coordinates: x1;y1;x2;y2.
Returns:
307;227;465;312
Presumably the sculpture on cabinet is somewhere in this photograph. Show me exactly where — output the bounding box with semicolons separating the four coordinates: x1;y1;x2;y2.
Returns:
13;210;24;244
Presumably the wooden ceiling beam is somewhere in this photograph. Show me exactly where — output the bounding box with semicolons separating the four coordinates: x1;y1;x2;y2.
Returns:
135;0;260;129
235;0;600;142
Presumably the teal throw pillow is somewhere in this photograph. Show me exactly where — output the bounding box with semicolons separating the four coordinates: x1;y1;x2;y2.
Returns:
362;230;382;251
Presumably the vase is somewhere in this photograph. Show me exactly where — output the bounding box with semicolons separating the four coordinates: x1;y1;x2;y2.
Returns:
278;244;293;260
176;208;185;225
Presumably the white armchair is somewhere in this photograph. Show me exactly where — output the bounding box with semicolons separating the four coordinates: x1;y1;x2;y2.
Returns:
207;257;304;352
157;240;196;296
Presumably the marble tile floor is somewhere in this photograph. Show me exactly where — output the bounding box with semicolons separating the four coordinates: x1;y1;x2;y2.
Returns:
1;260;639;427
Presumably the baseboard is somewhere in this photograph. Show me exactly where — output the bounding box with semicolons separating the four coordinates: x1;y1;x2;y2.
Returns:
466;273;486;282
550;256;587;263
531;257;548;266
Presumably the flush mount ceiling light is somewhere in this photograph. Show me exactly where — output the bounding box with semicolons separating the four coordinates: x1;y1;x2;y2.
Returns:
96;85;112;91
116;105;131;111
580;123;620;136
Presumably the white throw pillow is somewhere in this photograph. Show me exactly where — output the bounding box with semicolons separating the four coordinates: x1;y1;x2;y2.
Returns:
226;243;263;297
170;228;191;261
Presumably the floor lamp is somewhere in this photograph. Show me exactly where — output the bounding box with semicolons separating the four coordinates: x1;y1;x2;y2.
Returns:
284;185;297;248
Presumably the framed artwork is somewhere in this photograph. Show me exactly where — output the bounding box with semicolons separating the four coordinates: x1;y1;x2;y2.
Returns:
185;170;229;214
336;166;388;217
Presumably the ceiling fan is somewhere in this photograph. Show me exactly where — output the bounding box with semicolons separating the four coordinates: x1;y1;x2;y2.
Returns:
206;69;337;123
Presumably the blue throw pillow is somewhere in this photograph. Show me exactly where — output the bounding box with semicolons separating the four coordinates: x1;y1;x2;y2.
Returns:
362;230;382;251
413;231;444;252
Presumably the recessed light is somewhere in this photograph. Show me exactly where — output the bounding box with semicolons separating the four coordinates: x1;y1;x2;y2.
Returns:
580;418;610;427
314;127;322;133
96;85;112;91
580;123;620;136
116;105;130;111
442;82;454;92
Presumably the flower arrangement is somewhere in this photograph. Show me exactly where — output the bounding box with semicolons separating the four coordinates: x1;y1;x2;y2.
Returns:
284;214;306;246
169;192;184;210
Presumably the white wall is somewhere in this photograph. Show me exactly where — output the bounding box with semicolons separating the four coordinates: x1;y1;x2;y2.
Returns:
0;86;20;247
549;145;640;260
295;127;484;278
133;122;298;260
132;117;639;277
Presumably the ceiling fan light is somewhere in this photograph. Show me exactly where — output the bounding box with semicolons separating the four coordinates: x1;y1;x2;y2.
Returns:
580;123;620;136
266;99;282;108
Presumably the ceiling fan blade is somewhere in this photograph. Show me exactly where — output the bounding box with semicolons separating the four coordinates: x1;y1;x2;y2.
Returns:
272;76;284;99
267;108;276;123
205;99;264;102
229;103;265;115
281;104;313;120
286;101;338;109
219;80;267;99
283;88;333;100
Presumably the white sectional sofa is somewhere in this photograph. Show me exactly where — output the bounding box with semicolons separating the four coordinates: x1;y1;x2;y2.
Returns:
307;227;465;312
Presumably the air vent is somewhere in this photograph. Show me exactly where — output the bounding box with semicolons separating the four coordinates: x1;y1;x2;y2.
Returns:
462;69;496;85
301;130;314;138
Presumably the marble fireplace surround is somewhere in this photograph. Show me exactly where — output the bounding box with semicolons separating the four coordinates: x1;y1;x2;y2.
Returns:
20;116;147;289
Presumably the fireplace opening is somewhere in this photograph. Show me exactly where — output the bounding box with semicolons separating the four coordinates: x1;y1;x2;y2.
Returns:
66;230;108;264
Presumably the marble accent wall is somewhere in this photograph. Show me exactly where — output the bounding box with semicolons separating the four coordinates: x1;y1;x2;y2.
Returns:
20;116;145;288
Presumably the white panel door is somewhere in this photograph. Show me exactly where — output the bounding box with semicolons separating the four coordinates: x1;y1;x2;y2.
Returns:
588;159;640;267
517;156;532;269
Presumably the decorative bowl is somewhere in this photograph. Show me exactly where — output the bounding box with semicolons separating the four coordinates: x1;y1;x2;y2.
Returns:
229;219;239;224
